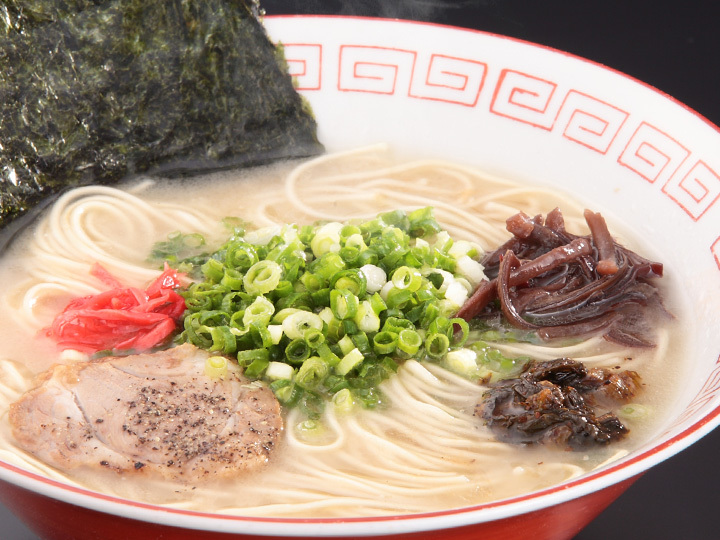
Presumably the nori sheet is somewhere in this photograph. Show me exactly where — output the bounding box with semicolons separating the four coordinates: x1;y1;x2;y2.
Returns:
0;0;323;229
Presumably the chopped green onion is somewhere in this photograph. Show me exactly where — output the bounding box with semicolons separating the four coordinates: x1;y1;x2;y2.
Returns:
325;316;344;343
265;361;295;381
201;258;225;283
183;313;213;348
391;266;423;291
226;242;258;270
303;328;326;349
382;316;415;334
339;245;361;264
299;391;326;419
311;252;346;280
330;288;359;320
244;260;282;296
149;231;207;264
397;328;422;356
296;357;329;390
369;292;387;315
351;331;371;353
342;319;359;335
385;287;413;309
448;240;477;259
316;343;341;367
444;348;479;379
455;255;485;286
271;380;303;407
275;293;314;311
619;403;651;420
272;307;304;324
311;288;331;307
244;354;270;378
340;224;362;239
332;387;356;414
373;331;398;355
337;334;356;356
220;267;244;290
318;306;334;325
330;269;367;297
354;300;381;333
425;332;450;360
204;355;228;379
267;324;284;345
300;272;325;292
237;347;270;367
273;279;294;298
356;249;379;266
285;338;311;364
294;418;326;439
249;322;274;349
344;232;367;250
335;348;364;376
243;295;275;327
407;206;442;237
173;206;483;417
444;279;469;307
220;291;250;314
310;222;343;256
450;317;470;347
469;340;529;378
282;311;324;340
209;325;237;354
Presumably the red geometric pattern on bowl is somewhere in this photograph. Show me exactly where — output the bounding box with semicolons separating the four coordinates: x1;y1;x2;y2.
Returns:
283;40;720;225
662;160;720;220
557;90;629;154
338;45;417;95
336;45;487;106
617;122;691;185
282;44;322;90
408;53;487;106
490;69;558;129
664;354;720;434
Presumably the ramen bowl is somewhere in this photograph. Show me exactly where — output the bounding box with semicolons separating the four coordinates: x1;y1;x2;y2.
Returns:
1;15;719;540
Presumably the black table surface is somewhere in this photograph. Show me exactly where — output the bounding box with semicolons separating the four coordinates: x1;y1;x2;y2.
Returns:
2;1;719;538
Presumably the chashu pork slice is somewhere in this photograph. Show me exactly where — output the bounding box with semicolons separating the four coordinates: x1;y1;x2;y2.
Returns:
9;344;283;482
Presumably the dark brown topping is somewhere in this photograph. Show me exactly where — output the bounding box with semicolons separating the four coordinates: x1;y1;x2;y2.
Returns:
477;358;641;450
457;208;668;347
584;210;619;276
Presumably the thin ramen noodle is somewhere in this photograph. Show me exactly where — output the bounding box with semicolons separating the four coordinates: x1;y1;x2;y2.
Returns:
0;145;678;517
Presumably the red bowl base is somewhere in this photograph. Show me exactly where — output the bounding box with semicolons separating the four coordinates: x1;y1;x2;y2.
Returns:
0;476;638;540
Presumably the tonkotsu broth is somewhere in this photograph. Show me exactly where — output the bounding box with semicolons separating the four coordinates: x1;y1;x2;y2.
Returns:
0;146;682;517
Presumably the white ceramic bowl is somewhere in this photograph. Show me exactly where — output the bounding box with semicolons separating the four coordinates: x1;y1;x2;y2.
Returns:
1;15;719;540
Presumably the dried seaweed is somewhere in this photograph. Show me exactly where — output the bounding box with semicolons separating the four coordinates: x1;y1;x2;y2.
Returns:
0;0;323;229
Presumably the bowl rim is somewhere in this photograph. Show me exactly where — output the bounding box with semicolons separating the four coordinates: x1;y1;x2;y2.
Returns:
1;13;720;536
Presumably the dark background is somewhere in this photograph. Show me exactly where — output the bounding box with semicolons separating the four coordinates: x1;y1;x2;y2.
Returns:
2;1;719;538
